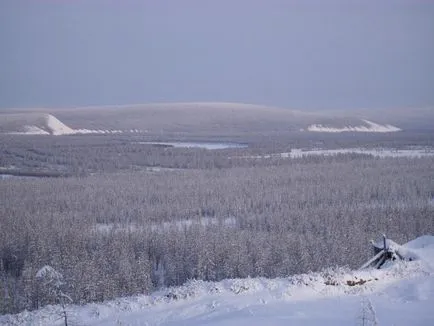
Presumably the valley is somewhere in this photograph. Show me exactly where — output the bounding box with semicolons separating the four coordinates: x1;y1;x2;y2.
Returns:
0;103;433;325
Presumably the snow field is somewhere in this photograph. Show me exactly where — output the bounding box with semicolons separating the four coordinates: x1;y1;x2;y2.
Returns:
244;147;434;159
307;119;401;133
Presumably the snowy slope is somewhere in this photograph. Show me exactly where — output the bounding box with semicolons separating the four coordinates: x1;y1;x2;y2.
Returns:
17;125;50;135
2;236;433;326
1;113;75;135
44;114;75;135
0;113;142;135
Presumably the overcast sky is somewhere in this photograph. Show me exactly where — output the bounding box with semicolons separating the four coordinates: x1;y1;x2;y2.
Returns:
0;0;433;109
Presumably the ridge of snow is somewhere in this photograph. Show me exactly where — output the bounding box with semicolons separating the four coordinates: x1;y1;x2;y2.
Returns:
307;119;401;133
4;113;146;136
3;235;433;326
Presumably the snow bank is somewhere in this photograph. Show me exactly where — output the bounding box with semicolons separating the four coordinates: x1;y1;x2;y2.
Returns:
401;235;434;271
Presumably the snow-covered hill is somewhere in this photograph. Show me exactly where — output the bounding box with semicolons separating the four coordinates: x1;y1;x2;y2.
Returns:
2;236;433;326
0;103;403;136
0;113;141;135
0;113;74;135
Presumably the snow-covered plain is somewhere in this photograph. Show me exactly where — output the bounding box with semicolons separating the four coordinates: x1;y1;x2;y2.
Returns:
2;236;434;326
245;147;434;160
307;119;401;133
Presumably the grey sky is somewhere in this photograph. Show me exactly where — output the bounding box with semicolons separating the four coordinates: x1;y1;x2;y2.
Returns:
0;0;433;109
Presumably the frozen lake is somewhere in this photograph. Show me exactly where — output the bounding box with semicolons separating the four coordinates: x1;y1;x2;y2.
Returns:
0;174;38;180
136;141;248;150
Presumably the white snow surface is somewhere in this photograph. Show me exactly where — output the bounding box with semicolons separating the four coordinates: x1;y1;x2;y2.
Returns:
307;119;401;133
45;114;75;135
5;114;75;135
2;236;434;326
135;142;247;150
244;147;434;159
20;125;50;135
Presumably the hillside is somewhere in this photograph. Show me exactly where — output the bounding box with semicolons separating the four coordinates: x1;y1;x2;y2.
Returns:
316;107;434;132
2;235;433;325
0;113;75;135
0;113;129;136
0;103;402;136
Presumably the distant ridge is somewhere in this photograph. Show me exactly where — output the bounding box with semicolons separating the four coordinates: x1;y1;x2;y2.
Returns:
0;103;403;135
0;113;75;135
0;113;141;135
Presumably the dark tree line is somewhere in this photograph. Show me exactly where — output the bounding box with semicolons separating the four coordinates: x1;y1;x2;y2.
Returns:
1;153;433;314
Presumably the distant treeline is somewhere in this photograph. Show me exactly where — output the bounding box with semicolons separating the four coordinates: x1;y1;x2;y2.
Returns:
0;170;71;178
1;131;433;176
1;153;433;314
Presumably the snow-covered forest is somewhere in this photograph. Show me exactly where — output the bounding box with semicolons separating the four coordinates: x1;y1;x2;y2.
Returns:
1;133;433;314
1;0;433;322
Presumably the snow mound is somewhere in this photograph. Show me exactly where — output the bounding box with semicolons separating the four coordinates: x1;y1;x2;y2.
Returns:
307;119;401;133
1;113;75;135
403;235;434;250
401;235;434;271
44;114;75;135
0;113;146;136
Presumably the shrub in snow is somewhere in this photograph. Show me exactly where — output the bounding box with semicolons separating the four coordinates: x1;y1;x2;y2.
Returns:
229;278;262;294
357;297;378;326
162;279;210;301
320;266;351;286
36;266;63;286
35;265;72;326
